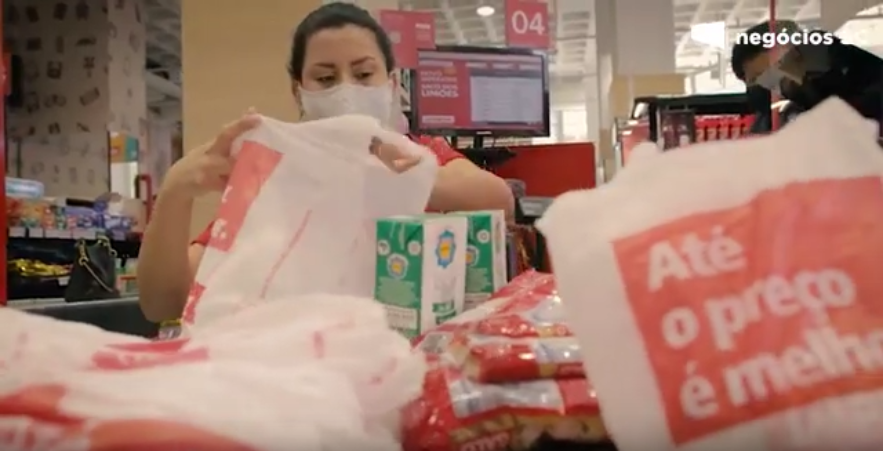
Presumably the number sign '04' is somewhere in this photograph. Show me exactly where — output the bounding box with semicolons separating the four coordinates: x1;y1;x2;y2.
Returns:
504;0;550;49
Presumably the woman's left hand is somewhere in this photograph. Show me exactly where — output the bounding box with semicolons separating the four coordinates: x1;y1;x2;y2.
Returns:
370;137;422;173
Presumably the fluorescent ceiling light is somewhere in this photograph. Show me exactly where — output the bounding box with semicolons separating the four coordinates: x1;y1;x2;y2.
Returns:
476;6;495;17
690;21;727;50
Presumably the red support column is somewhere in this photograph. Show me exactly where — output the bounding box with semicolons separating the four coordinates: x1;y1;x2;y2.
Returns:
0;1;7;306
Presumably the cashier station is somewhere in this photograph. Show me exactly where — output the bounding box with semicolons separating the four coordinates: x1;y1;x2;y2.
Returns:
8;194;550;340
13;297;157;337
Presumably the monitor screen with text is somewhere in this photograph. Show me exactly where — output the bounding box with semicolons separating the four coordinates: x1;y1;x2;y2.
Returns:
412;47;550;137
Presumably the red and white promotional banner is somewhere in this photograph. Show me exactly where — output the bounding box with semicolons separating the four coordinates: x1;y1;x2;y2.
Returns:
504;0;550;50
378;10;436;69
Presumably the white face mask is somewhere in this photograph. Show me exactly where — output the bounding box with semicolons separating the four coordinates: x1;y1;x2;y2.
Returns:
299;82;399;129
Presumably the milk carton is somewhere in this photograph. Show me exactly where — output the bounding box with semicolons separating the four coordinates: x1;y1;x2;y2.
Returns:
453;210;508;310
374;215;467;338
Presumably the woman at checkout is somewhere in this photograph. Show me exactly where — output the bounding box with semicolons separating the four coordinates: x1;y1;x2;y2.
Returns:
137;3;515;322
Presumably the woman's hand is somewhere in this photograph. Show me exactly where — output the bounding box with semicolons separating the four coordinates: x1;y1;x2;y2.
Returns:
163;111;262;198
370;137;421;173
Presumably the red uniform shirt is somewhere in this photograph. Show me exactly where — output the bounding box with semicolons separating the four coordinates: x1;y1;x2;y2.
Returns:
191;135;463;246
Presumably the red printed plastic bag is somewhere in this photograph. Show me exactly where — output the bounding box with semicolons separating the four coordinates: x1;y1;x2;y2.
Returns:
538;99;883;451
184;114;438;328
0;295;426;451
402;366;604;451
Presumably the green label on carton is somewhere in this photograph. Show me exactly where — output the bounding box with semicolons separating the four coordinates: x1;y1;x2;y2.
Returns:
374;215;468;339
454;210;509;311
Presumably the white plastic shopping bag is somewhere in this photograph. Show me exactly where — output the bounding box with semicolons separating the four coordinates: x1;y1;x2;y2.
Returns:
183;115;438;327
0;295;425;451
538;99;883;451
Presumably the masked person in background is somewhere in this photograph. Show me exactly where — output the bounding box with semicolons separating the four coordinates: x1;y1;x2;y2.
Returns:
137;2;515;322
732;20;883;127
745;85;804;134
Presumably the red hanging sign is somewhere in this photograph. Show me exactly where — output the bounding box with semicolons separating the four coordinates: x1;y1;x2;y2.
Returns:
504;0;550;50
379;10;436;69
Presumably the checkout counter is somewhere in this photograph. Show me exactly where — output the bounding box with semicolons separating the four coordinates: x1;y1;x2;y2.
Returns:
10;296;158;337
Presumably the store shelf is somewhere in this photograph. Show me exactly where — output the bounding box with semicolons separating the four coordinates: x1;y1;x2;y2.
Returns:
9;295;139;310
8;228;141;258
631;93;751;119
629;93;753;144
9;226;103;240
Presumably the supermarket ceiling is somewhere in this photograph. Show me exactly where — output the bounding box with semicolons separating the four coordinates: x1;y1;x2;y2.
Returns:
142;0;883;107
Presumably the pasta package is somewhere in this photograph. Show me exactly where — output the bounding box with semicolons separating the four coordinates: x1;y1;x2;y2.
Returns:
453;335;584;383
402;366;604;451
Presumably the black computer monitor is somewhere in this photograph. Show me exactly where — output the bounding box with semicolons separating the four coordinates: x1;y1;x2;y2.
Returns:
410;46;550;138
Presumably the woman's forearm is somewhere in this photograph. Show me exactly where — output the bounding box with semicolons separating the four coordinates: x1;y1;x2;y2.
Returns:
137;190;196;322
429;160;515;217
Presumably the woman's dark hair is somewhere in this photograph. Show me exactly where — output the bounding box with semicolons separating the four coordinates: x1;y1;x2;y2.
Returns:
287;2;396;81
730;20;801;80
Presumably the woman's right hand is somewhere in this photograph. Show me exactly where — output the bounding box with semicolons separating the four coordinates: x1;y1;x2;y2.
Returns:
162;111;262;198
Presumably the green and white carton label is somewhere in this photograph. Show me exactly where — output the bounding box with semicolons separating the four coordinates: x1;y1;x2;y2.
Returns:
453;210;508;311
374;215;467;339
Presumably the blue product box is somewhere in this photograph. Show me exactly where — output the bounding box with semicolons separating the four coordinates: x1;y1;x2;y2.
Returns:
6;177;45;199
104;214;133;240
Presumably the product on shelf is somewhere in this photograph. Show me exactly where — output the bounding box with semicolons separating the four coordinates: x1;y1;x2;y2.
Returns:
659;111;696;149
695;115;755;143
66;206;100;230
7;197;54;230
7;196;136;240
103;214;134;240
7;257;73;300
116;257;138;295
5;178;142;241
5;177;45;199
8;259;70;278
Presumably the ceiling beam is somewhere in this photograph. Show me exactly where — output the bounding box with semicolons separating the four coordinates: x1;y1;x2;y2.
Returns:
441;0;466;44
147;22;179;58
481;4;500;43
675;0;711;57
794;0;818;22
152;0;179;17
672;11;883;35
555;0;564;56
583;31;594;72
693;0;815;71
